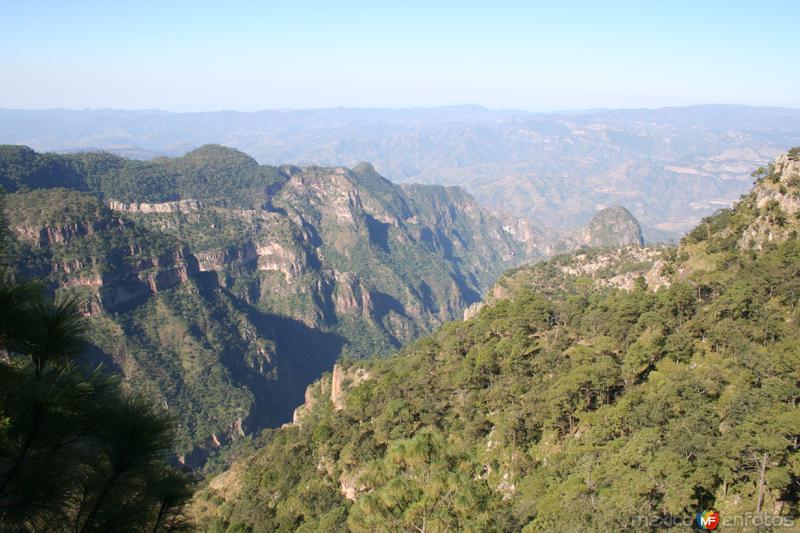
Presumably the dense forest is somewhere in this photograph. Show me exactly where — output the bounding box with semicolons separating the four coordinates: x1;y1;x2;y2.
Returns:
195;151;800;531
0;144;285;208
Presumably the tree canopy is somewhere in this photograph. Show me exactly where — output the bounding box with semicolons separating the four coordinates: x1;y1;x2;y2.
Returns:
0;277;194;531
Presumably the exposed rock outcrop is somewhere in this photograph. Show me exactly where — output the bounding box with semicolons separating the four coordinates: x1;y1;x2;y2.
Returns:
331;271;373;316
483;245;670;314
195;242;258;272
290;363;372;425
331;363;371;411
557;246;664;290
108;199;203;213
463;301;486;321
256;241;310;281
339;470;366;501
739;153;800;250
11;219;122;247
575;206;644;248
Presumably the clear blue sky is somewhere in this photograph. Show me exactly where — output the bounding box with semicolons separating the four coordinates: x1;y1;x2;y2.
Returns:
1;0;798;111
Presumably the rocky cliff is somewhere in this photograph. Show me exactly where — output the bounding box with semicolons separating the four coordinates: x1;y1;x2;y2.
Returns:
0;145;549;463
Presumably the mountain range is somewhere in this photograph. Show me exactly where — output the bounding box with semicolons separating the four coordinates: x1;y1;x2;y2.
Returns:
1;144;568;465
2;105;800;240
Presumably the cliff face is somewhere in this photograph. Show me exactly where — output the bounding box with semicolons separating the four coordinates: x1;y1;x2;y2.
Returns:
107;199;203;214
3;189;199;313
290;363;371;425
115;160;549;358
0;146;549;464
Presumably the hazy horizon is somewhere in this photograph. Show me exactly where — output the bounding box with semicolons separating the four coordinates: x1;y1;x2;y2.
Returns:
3;102;800;115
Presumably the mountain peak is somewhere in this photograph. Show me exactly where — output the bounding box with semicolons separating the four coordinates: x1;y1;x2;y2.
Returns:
581;205;644;247
351;162;378;175
181;144;258;168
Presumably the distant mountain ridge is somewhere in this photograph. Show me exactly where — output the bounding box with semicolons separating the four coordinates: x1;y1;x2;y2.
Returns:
2;105;799;238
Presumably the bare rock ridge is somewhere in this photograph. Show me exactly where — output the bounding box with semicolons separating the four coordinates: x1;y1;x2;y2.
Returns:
107;199;203;213
739;151;800;250
558;205;645;250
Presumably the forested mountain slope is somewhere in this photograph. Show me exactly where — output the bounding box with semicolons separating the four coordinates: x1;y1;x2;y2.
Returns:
195;149;800;531
0;144;547;464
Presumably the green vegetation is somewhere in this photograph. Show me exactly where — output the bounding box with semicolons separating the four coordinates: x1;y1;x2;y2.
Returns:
0;278;193;531
9;143;798;531
348;429;500;532
0;145;87;193
197;154;800;530
2;188;107;228
0;144;285;207
89;283;266;456
1;145;546;464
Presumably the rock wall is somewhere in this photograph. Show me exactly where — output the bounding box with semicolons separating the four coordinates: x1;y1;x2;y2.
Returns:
107;199;203;213
739;153;800;250
291;363;372;425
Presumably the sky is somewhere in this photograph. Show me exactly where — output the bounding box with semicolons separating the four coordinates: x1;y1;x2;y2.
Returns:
1;0;798;112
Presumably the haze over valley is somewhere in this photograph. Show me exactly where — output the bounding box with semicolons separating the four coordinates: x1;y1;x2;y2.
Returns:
4;104;800;239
